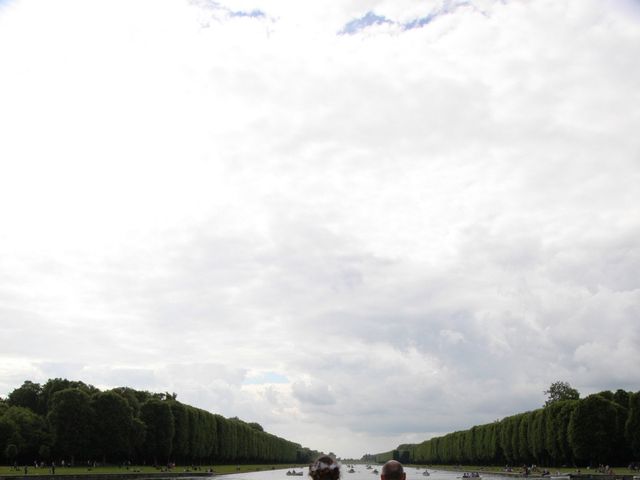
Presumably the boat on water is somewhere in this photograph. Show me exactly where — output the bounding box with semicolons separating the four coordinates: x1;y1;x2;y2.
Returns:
286;471;304;476
349;469;356;474
423;471;430;476
372;470;379;474
459;473;481;479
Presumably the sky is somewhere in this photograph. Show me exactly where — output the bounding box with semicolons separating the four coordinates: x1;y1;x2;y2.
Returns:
0;0;639;460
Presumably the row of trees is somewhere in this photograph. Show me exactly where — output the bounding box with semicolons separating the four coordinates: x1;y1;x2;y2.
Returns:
372;386;640;467
1;379;318;466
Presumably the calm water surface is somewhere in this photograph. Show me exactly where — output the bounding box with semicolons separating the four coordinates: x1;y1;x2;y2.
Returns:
223;467;501;480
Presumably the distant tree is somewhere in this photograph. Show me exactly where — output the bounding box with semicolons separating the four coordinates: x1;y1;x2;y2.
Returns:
613;389;630;408
109;388;136;413
2;406;47;461
596;390;614;401
544;381;579;406
7;381;43;414
626;392;640;459
139;399;174;464
130;417;146;459
41;379;96;413
247;422;264;432
90;391;134;462
1;378;306;466
4;443;18;465
38;444;51;462
0;416;18;458
48;388;93;464
568;394;619;465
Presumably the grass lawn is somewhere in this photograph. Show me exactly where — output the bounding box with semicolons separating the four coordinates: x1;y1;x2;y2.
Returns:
0;464;304;476
408;465;639;476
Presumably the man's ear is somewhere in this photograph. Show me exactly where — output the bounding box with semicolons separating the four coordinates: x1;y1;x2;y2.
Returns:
401;473;407;480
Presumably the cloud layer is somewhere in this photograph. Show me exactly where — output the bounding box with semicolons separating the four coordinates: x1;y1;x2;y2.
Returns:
0;0;639;458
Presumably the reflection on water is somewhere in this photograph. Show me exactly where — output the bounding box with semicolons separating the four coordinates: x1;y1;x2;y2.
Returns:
222;467;501;480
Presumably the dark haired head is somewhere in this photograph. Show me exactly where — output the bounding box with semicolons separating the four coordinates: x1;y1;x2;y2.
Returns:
309;455;340;480
381;460;405;480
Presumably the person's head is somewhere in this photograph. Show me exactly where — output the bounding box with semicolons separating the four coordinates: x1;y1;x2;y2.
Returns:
309;455;340;480
381;461;405;480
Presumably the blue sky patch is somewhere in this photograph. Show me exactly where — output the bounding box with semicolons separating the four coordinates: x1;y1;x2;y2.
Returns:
190;0;267;22
339;11;392;35
403;14;436;30
340;1;475;35
230;9;265;18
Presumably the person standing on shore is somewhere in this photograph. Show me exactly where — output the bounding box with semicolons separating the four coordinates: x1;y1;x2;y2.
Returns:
381;460;406;480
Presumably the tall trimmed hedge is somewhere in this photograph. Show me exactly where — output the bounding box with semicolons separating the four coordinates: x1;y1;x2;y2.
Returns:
1;379;317;465
373;390;639;466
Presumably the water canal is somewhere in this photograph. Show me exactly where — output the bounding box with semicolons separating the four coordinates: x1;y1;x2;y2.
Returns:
223;467;491;480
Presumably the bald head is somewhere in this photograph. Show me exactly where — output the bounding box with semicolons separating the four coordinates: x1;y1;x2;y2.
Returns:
381;461;405;480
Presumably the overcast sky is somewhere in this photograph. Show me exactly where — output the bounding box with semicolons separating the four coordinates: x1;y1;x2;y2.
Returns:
1;0;639;460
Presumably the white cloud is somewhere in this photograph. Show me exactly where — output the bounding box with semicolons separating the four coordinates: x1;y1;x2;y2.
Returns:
0;0;639;459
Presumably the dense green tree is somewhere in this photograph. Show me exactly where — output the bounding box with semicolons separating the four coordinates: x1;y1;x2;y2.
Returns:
510;414;523;465
91;391;134;462
613;389;630;409
517;412;532;463
48;388;93;463
374;389;640;468
568;394;619;465
544;401;563;464
0;417;18;464
529;409;547;464
557;400;578;465
38;444;51;462
139;399;174;464
4;443;18;465
168;402;188;462
111;387;143;417
627;391;640;459
0;378;317;465
41;379;96;414
7;381;43;415
485;422;501;463
248;422;264;432
544;381;579;407
596;390;614;401
612;398;631;464
2;406;47;461
130;417;146;460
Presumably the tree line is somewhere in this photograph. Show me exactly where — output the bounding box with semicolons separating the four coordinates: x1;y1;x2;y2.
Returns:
0;379;319;466
371;386;640;467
